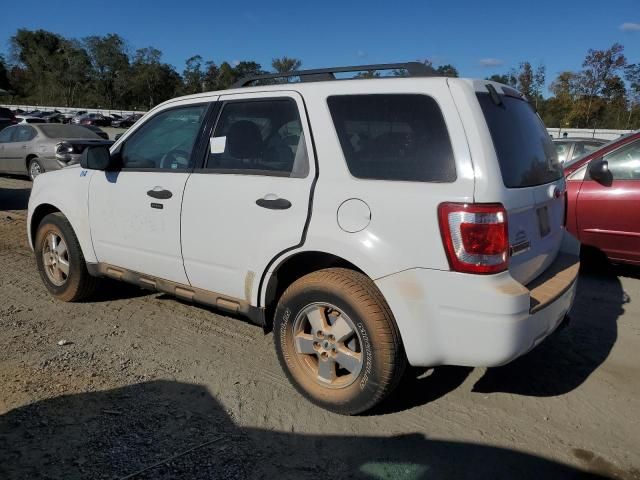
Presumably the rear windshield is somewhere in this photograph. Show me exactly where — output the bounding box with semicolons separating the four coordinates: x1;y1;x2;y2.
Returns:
40;124;101;139
328;94;456;182
477;92;562;188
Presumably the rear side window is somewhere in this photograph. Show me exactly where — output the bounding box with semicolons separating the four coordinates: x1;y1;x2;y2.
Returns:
328;94;456;182
477;92;562;188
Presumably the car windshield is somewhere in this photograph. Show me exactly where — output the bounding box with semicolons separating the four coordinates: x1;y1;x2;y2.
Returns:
40;124;102;139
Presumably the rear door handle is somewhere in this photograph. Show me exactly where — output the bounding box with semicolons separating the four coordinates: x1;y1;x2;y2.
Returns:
147;188;173;200
256;197;291;210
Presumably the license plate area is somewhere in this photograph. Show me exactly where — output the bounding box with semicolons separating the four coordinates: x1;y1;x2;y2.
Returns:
537;206;550;237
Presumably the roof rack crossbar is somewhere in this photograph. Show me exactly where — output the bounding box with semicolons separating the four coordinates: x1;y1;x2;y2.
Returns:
232;62;437;88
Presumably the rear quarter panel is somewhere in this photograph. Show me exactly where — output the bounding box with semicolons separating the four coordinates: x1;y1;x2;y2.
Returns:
256;78;476;305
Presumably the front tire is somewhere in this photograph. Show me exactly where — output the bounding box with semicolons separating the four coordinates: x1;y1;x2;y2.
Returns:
274;268;406;415
34;213;98;302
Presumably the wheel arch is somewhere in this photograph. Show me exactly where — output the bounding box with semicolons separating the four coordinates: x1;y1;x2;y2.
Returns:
260;250;368;330
29;203;61;249
25;153;38;171
29;201;97;264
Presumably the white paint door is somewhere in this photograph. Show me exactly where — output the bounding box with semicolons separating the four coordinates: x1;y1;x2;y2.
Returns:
181;91;315;302
88;103;210;283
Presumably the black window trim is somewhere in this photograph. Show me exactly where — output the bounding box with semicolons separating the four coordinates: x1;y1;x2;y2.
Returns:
193;95;311;178
326;93;458;184
114;102;214;173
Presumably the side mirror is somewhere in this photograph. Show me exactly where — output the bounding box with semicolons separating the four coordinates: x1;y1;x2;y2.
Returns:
588;159;612;186
80;145;118;170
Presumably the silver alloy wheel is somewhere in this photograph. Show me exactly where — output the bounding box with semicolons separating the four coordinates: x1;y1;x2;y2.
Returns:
292;303;364;388
42;231;70;286
29;160;42;180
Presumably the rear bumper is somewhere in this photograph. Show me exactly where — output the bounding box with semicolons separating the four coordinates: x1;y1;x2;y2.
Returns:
376;251;579;368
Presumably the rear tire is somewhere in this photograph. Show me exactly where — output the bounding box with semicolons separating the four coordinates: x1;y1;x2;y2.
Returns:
28;157;44;181
34;212;98;302
274;268;406;415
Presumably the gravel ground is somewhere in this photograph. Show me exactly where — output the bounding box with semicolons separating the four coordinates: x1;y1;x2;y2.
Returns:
0;175;639;479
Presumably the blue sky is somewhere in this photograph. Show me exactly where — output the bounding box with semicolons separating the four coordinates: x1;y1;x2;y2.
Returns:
1;0;638;90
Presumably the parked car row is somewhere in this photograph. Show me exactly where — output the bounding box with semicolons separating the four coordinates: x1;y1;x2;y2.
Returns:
1;108;144;129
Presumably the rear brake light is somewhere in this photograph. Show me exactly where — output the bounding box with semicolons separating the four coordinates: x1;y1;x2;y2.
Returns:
438;202;509;274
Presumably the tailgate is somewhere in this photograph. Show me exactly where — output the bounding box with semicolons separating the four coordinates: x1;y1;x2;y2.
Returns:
507;178;566;285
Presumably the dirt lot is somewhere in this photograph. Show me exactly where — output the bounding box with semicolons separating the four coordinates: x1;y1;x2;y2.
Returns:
1;175;639;479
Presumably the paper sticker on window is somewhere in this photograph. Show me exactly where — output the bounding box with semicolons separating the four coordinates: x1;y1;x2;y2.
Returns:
210;136;226;154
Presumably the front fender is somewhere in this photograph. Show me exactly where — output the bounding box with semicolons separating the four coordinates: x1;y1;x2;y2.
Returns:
28;166;97;263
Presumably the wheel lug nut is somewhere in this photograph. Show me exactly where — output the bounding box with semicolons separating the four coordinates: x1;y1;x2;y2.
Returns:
316;331;324;338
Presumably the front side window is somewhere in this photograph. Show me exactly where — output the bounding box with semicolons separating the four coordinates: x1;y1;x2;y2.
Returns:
328;94;456;182
604;141;640;180
207;98;309;177
121;105;207;170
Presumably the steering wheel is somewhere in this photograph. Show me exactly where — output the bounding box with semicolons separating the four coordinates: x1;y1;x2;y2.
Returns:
159;148;191;169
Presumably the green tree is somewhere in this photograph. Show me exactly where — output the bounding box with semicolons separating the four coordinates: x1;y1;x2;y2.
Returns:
130;47;181;109
625;64;640;129
579;43;627;126
203;61;220;91
183;55;205;94
84;34;130;108
234;61;264;80
0;55;10;91
435;64;458;77
271;57;302;74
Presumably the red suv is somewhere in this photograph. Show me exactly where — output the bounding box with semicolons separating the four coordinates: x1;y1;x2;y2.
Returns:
565;131;640;265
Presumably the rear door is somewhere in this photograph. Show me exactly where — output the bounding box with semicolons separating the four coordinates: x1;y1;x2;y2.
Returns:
577;139;640;263
180;91;315;301
476;90;565;285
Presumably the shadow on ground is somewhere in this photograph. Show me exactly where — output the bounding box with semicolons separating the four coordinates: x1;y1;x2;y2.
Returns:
0;380;621;480
0;185;30;211
473;269;627;397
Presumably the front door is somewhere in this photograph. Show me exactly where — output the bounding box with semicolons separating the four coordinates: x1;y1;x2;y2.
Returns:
577;139;640;263
88;103;211;283
181;92;315;302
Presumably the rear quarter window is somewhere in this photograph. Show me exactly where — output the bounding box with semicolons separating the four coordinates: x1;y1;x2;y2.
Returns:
327;94;456;182
477;92;562;188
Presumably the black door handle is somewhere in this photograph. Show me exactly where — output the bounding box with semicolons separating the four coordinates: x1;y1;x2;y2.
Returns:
147;188;172;200
256;198;291;210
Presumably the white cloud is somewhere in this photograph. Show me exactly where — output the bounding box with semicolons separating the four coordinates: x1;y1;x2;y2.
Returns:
479;58;504;67
620;22;640;32
231;60;240;67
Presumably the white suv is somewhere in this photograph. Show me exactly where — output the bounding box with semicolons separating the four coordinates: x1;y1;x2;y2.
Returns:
27;63;579;414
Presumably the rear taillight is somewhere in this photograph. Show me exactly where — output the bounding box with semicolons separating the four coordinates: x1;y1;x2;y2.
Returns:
438;202;509;274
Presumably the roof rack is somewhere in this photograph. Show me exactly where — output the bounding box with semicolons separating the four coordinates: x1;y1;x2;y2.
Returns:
232;62;438;88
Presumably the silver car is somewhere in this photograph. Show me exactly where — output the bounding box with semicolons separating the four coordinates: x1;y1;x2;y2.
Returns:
0;124;112;180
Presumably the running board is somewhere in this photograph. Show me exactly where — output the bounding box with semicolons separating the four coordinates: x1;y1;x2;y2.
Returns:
87;263;265;327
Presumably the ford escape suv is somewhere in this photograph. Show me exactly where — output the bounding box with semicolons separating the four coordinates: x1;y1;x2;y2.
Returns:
27;63;579;415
